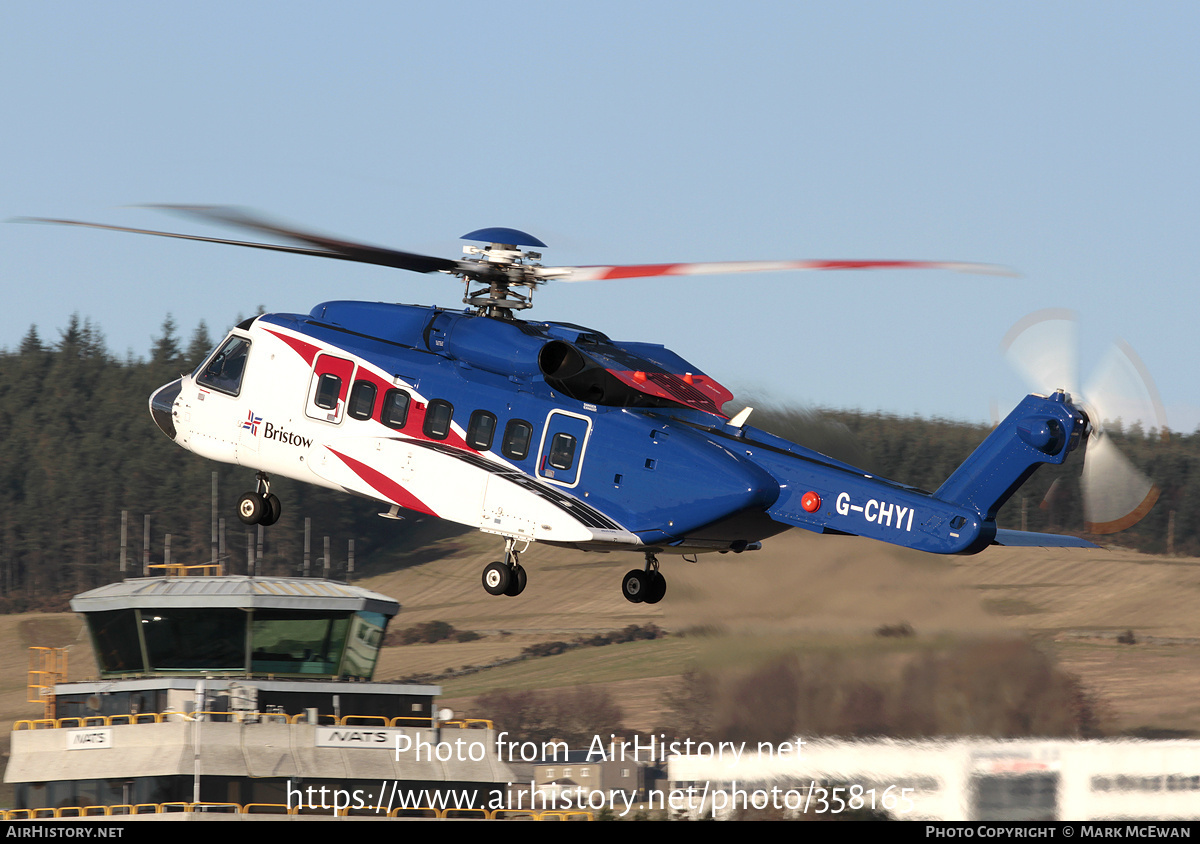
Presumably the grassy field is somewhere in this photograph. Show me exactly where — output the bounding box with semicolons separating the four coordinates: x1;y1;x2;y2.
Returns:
362;526;1200;736
4;524;1199;783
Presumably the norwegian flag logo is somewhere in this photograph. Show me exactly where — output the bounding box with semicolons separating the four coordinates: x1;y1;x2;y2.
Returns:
242;410;262;435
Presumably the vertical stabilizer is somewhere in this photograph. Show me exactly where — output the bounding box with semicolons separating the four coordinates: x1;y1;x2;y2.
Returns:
935;391;1087;520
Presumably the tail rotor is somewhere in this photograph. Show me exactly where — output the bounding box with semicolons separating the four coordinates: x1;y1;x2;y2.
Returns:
1001;309;1167;534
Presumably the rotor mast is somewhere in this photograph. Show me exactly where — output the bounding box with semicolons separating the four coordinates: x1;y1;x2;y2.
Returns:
457;227;550;319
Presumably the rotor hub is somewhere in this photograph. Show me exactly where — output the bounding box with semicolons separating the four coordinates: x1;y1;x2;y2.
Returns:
458;230;548;318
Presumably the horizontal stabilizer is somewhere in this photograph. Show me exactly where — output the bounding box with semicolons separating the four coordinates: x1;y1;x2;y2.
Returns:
992;529;1098;549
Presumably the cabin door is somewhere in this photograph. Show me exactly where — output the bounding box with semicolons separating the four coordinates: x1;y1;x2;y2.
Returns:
536;411;591;488
305;353;356;424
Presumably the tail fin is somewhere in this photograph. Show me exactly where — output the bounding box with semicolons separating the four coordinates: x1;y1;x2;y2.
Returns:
935;390;1087;520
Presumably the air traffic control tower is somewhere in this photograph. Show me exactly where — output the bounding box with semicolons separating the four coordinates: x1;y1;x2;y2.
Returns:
5;572;513;816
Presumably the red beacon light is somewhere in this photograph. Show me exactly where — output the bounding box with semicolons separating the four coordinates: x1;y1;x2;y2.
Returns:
801;491;821;513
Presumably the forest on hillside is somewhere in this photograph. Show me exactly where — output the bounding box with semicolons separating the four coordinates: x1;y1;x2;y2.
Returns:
0;315;1193;609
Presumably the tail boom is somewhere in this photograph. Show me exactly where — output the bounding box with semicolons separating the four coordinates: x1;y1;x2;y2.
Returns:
749;391;1088;555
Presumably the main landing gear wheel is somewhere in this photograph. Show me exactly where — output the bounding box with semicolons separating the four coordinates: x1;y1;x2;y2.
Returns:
645;570;666;604
505;564;527;597
622;569;648;603
482;562;511;596
483;538;528;597
623;552;666;604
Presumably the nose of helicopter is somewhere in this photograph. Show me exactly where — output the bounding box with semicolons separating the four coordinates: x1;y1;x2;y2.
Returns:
149;378;183;440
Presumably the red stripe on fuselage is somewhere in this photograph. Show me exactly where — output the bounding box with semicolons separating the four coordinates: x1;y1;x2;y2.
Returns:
266;328;475;451
327;447;437;517
264;329;322;366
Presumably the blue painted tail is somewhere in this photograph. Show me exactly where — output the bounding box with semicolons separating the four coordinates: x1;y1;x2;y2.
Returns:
935;390;1088;521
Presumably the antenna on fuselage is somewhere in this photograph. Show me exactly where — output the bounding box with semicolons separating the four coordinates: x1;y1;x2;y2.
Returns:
729;407;754;427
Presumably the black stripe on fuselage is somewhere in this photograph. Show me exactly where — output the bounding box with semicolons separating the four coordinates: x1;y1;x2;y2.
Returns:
400;439;625;532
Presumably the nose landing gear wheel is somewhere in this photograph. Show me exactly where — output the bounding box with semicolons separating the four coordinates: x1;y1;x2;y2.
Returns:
260;493;282;526
237;492;280;526
238;492;265;525
238;473;280;526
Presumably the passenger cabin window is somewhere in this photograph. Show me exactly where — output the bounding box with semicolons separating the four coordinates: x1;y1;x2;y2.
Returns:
548;433;577;470
423;399;453;440
502;419;533;460
467;410;497;450
314;373;342;411
382;389;410;429
305;354;354;425
197;336;251;396
348;380;377;421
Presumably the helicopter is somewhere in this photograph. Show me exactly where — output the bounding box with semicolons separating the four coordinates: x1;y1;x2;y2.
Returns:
23;206;1160;604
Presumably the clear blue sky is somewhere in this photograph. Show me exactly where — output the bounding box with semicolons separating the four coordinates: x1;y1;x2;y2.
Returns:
3;1;1197;431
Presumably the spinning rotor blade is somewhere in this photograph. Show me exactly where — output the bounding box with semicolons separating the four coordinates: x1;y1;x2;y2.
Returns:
17;208;462;275
544;258;1016;283
1079;339;1167;534
1080;433;1159;533
1083;339;1169;438
20;207;1014;290
1001;310;1166;534
1000;308;1079;397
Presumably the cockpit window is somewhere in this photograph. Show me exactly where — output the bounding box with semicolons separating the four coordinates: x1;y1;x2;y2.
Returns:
197;336;251;396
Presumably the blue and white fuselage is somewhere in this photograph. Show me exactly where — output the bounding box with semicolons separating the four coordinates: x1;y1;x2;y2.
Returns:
150;299;1094;600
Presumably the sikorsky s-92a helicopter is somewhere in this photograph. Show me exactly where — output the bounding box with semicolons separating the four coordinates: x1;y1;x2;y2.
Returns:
26;207;1158;604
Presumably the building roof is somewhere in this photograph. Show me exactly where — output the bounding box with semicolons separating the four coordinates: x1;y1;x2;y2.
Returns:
69;575;400;616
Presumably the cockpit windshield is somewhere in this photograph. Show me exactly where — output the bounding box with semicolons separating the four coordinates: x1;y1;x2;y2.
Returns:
196;335;251;396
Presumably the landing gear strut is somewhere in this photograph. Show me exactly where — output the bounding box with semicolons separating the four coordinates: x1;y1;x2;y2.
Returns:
238;472;281;526
482;538;527;597
622;552;666;604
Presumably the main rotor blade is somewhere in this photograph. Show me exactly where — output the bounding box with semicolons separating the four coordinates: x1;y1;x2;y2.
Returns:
17;213;461;275
144;205;459;270
541;258;1016;283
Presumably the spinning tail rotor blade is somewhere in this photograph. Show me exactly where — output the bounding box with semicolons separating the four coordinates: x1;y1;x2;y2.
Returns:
1082;339;1169;438
1039;477;1065;510
1001;310;1166;534
1000;308;1079;398
1078;338;1167;534
1080;433;1159;533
